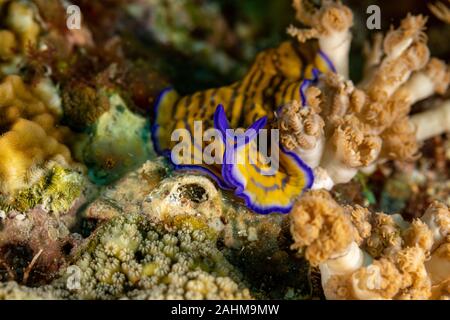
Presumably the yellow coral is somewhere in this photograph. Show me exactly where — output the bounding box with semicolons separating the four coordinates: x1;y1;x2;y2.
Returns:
0;75;77;195
0;0;42;75
5;1;41;51
347;205;372;245
0;30;17;60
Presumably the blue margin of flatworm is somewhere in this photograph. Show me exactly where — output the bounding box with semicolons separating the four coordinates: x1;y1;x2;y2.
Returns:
319;50;337;73
150;86;174;155
298;50;336;106
222;126;314;214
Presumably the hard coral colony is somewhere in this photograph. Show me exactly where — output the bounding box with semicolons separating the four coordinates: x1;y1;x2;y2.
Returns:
0;0;448;301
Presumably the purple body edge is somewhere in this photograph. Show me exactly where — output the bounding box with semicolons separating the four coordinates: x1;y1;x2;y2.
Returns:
150;50;336;213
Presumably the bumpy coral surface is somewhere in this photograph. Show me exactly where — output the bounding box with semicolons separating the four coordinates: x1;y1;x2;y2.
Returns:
0;75;82;196
82;162;312;299
2;213;252;300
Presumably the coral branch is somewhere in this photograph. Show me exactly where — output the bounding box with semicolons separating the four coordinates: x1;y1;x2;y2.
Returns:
283;12;449;190
411;100;450;141
289;0;353;78
429;0;450;24
397;58;450;106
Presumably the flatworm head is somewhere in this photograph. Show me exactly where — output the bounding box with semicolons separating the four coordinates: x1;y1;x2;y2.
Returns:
223;139;314;214
216;105;314;214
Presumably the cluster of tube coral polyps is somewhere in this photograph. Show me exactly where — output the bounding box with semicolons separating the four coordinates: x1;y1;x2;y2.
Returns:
288;0;353;78
0;75;80;197
280;0;450;189
290;190;450;300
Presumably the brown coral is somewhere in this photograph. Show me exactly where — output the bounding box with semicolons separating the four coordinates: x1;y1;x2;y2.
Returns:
347;205;372;245
290;190;354;265
428;0;450;24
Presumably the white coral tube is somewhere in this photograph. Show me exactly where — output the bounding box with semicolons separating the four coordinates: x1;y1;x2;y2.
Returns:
319;241;367;286
411;100;450;141
425;244;450;285
311;166;334;190
400;58;449;105
401;72;436;105
293;136;325;168
319;150;359;185
319;31;352;79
